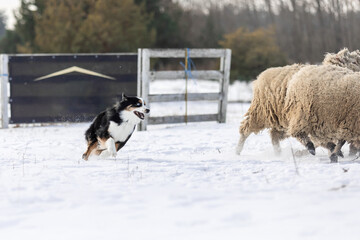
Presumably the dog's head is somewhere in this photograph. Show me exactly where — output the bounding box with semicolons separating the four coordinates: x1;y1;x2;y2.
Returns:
119;93;150;122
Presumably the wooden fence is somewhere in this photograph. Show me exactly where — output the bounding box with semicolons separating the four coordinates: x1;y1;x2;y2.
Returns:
0;55;9;128
137;48;231;131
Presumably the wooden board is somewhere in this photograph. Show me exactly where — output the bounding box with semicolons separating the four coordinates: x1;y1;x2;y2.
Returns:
149;114;218;125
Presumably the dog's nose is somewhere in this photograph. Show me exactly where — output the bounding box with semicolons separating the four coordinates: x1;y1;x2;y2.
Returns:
145;108;150;114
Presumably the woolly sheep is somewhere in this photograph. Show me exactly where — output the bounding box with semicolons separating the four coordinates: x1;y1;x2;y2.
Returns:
236;64;304;155
284;64;360;162
236;48;360;157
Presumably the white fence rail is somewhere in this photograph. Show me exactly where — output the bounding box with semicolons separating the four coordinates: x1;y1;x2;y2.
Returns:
137;48;231;131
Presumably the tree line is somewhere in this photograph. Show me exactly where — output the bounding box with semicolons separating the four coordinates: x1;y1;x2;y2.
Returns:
0;0;359;81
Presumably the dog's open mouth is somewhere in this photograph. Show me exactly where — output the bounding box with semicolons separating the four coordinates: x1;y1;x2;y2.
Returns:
134;111;145;120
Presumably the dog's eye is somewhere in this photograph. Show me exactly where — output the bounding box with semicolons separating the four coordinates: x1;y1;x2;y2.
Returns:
133;103;141;107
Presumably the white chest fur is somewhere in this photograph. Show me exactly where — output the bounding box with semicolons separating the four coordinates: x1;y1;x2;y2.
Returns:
108;120;136;142
107;111;140;142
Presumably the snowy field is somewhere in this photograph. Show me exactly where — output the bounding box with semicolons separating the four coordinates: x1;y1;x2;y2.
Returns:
1;80;360;240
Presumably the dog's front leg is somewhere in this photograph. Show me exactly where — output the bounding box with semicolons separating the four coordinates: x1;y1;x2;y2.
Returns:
99;137;117;158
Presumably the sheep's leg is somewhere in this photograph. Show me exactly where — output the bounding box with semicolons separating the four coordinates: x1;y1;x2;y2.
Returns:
270;129;287;155
324;142;343;158
329;140;345;163
236;132;250;155
325;142;335;154
349;143;358;156
236;116;262;155
336;143;344;158
294;132;315;155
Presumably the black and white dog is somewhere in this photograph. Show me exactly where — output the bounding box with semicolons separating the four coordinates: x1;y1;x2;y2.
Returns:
82;94;150;160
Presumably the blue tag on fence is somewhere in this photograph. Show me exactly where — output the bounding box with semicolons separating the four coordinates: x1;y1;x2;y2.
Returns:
180;48;197;85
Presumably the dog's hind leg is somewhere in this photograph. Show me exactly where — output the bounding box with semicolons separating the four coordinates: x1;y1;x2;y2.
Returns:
82;141;98;160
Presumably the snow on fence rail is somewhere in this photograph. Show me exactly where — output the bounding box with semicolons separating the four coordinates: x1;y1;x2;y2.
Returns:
137;48;231;131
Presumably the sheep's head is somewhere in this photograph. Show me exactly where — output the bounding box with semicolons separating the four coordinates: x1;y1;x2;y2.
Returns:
352;50;360;64
323;48;360;72
349;50;360;71
337;48;350;59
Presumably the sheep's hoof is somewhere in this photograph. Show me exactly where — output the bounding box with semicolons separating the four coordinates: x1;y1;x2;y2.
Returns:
348;151;357;157
235;147;241;155
306;142;316;155
330;153;338;163
274;148;281;156
348;148;358;157
336;150;344;158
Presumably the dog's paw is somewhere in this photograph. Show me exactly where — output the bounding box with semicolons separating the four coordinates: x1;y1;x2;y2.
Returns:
99;150;113;159
99;149;117;159
110;150;117;158
108;146;117;158
105;138;117;158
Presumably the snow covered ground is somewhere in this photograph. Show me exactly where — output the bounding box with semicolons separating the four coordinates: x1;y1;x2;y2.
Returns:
1;80;360;240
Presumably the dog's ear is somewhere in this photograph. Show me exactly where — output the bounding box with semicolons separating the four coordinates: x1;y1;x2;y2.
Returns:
121;93;128;101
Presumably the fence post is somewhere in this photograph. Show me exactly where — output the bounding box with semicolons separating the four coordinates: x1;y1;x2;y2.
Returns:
137;48;143;131
218;49;231;123
140;49;150;131
0;54;9;129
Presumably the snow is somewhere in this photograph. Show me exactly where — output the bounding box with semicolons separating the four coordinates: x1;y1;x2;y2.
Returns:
1;80;360;239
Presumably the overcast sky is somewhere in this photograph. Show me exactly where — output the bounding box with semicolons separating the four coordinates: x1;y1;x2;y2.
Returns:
0;0;20;29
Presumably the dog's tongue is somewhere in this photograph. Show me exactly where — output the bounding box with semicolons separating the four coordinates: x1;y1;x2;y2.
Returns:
134;111;144;119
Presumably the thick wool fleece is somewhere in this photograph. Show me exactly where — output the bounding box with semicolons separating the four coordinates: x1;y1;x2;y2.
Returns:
285;64;360;145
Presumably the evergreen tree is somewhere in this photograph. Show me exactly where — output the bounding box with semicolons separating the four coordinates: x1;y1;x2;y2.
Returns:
0;0;45;53
35;0;154;53
0;30;22;53
134;0;184;47
0;11;6;39
35;0;95;53
14;0;46;52
199;9;223;48
73;0;155;52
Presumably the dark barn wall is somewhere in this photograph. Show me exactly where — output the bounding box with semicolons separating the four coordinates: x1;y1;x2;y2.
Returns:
8;54;137;124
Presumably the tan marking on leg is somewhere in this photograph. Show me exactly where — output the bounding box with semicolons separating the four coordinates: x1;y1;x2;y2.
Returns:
95;149;106;155
82;141;98;160
88;137;108;156
115;142;122;151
